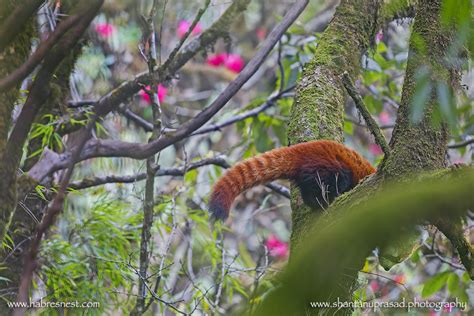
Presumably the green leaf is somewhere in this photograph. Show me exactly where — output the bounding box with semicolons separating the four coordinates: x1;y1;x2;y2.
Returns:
410;68;432;123
447;272;460;294
344;120;354;135
421;271;450;298
184;169;198;183
436;81;456;128
252;120;273;152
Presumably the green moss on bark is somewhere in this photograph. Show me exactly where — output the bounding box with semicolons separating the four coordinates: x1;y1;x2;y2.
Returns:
288;0;382;253
383;0;460;177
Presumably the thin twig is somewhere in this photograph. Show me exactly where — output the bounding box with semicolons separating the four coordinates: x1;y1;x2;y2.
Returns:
192;87;295;135
163;0;211;69
345;117;394;130
342;71;391;157
448;138;474;149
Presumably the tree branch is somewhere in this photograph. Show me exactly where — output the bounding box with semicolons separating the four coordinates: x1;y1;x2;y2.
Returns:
0;1;104;246
448;138;474;149
191;87;295;136
0;0;44;52
342;72;390;157
0;14;81;92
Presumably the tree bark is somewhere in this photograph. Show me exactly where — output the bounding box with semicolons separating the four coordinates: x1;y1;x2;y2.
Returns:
288;0;383;253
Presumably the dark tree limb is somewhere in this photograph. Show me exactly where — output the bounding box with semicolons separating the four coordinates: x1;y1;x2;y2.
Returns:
0;0;44;52
345;117;395;130
0;14;81;92
191;87;295;136
448;138;474;149
435;218;474;279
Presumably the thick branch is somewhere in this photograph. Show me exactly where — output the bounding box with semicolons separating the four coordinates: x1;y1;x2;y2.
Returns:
14;2;105;310
382;0;461;177
255;171;474;315
0;14;81;92
0;0;44;52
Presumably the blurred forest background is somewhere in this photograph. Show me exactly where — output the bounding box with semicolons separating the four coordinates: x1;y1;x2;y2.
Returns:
0;0;472;315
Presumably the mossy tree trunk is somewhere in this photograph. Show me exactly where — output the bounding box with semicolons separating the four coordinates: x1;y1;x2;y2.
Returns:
288;0;383;253
287;0;470;311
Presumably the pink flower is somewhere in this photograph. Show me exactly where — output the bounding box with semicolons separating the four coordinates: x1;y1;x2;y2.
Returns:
379;111;391;124
256;27;267;40
95;23;115;38
393;274;405;284
375;30;383;43
206;53;227;67
369;280;380;292
206;53;245;73
224;53;244;73
177;20;202;39
266;235;289;260
369;144;383;156
139;84;168;104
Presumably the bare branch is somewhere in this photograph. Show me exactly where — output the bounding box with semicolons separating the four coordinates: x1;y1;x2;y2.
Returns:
191;87;295;136
163;0;211;69
448;138;474;149
57;0;253;136
345;116;394;130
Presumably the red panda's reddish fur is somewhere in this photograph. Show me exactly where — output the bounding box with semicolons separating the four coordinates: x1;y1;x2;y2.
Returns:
209;140;376;220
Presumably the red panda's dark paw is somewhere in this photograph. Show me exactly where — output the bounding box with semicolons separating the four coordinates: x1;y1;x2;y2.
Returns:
208;201;228;221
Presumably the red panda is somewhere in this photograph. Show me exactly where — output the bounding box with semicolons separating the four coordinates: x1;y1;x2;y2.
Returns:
209;140;376;220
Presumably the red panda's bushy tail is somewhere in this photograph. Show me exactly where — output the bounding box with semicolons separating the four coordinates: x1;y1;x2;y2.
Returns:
208;140;376;220
209;146;296;220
